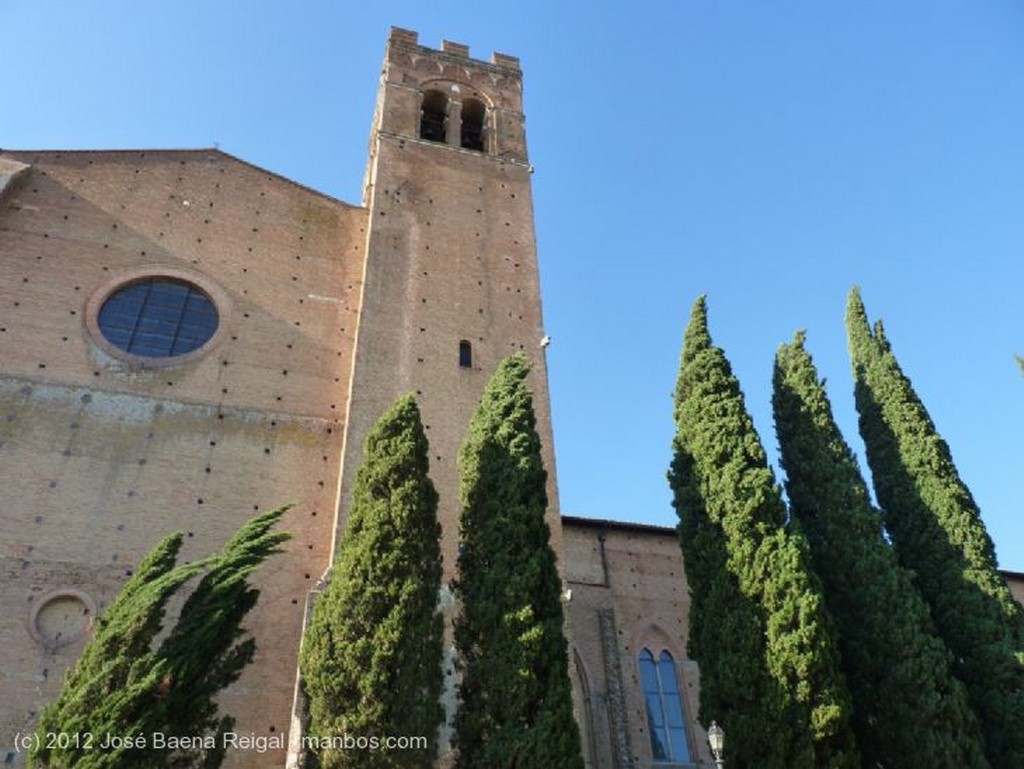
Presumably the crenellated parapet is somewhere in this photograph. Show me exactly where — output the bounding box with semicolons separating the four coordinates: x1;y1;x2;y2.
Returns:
375;26;528;162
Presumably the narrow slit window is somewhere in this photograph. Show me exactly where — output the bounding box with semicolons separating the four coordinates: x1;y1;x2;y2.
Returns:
420;91;448;143
461;98;486;151
459;340;472;368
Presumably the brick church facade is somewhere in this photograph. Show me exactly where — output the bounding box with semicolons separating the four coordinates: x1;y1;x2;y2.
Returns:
1;27;1021;769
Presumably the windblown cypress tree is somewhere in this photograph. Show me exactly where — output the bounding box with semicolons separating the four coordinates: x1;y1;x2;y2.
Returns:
154;506;292;768
301;395;443;769
32;533;205;769
847;287;1024;767
453;353;583;769
668;297;858;769
773;331;990;769
32;507;291;769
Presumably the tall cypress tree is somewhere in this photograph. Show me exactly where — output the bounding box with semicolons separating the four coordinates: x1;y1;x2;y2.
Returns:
846;287;1024;767
301;395;443;769
453;353;583;769
32;508;290;769
668;297;858;769
773;331;990;769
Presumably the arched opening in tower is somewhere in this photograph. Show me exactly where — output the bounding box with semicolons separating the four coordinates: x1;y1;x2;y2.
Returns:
420;90;448;143
461;98;486;151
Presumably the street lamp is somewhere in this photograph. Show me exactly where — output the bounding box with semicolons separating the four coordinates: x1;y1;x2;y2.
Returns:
707;721;724;768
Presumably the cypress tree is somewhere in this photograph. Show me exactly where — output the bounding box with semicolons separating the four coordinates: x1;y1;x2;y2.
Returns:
153;506;292;768
668;297;858;769
773;331;990;769
847;287;1024;767
32;533;205;768
300;395;443;769
32;508;290;769
453;353;583;769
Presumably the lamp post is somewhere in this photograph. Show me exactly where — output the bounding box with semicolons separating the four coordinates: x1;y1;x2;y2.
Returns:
707;721;724;769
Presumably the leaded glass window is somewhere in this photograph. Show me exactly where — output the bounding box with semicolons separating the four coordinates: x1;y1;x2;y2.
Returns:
97;278;219;358
639;648;692;763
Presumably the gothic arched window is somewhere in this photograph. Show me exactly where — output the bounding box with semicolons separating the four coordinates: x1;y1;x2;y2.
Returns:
420;90;448;143
639;648;692;763
460;98;486;151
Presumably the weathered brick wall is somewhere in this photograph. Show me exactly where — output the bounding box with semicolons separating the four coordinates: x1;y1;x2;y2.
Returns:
563;518;713;769
0;150;365;768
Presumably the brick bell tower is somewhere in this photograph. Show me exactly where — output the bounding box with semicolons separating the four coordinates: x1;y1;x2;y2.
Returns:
336;27;563;580
327;29;566;759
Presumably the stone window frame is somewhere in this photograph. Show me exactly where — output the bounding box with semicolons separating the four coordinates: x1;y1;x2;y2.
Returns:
632;623;698;769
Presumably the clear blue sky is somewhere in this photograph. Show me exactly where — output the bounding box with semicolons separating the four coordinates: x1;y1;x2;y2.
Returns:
4;2;1023;571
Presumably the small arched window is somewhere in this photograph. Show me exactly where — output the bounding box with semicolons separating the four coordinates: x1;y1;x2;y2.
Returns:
459;340;472;368
639;649;692;763
460;98;486;152
420;90;448;143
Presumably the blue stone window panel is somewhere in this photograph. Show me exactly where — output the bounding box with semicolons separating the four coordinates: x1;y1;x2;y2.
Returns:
639;648;692;763
98;278;219;358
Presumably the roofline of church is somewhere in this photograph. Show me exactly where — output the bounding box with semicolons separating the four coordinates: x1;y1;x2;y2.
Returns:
561;514;1024;581
561;514;676;536
0;146;358;209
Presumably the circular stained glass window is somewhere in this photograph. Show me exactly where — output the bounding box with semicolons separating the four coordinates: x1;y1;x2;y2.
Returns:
97;278;219;358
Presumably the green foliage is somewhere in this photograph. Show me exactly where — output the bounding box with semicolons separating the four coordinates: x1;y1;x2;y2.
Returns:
773;331;990;769
453;353;583;769
32;507;291;769
154;507;292;767
847;287;1024;767
301;395;443;769
668;297;858;769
